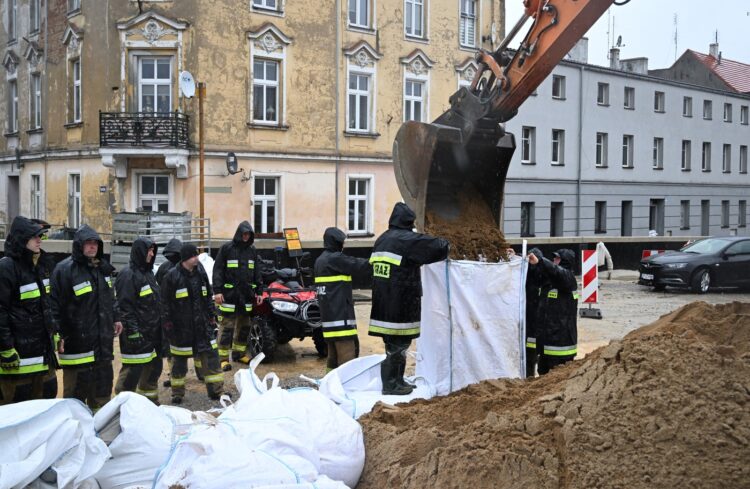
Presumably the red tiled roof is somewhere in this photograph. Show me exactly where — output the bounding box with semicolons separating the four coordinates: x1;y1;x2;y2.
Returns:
689;50;750;93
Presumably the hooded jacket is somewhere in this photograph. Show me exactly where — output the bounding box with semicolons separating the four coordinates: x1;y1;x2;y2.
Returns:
50;225;119;367
114;237;161;364
537;248;579;357
212;221;262;316
525;247;548;350
161;262;217;356
0;216;57;376
314;228;371;341
368;203;449;340
156;238;182;286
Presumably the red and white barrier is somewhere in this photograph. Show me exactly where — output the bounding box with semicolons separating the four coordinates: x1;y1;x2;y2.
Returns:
641;249;665;260
581;249;598;304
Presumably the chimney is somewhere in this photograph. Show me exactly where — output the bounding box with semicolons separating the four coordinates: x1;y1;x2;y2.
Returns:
609;47;620;70
709;42;719;58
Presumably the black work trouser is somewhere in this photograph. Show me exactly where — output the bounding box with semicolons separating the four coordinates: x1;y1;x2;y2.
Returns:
115;355;163;404
218;314;253;362
526;346;539;378
0;369;58;405
63;360;114;411
537;352;574;375
170;351;224;399
381;336;412;389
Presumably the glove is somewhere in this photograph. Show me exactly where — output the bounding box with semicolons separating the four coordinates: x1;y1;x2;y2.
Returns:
0;349;21;369
162;321;174;332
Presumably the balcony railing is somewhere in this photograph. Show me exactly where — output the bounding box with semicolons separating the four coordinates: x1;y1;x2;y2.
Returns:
99;111;190;148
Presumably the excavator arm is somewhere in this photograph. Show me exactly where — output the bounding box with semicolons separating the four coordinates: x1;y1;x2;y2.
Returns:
394;0;620;230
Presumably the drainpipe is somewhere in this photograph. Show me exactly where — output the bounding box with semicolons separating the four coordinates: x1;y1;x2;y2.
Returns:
334;0;341;228
575;64;584;235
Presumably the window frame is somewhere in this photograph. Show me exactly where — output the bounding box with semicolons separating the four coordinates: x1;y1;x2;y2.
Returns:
252;175;281;234
138;56;173;114
30;174;42;220
622;134;634;168
67;0;81;14
30;73;42;130
346;70;373;133
252;58;281;124
8;79;18;133
551;75;565;99
682;96;692;117
137;173;171;213
71;59;82;123
596;132;608;167
680;200;690;230
30;0;41;33
623;86;635;109
348;0;371;29
403;78;426;122
723;103;732;123
520;202;535;238
681;140;691;171
702;142;712;172
252;0;280;12
653;91;665;113
551;129;565;166
594;201;607;234
739;200;747;228
521;126;535;164
68;172;81;229
740;145;748;174
703;100;712;120
404;0;425;39
596;82;609;106
459;0;477;48
652;137;663;170
740;106;749;125
8;0;17;42
346;175;374;235
722;144;731;173
721;200;730;228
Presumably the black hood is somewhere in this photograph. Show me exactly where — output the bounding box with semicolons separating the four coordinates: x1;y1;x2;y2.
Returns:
388;203;416;230
130;236;157;271
162;238;182;264
529;247;544;261
72;224;104;262
323;227;346;252
3;216;47;260
554;248;576;270
233;221;255;247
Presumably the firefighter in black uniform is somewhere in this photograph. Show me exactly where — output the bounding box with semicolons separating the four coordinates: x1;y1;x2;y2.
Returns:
528;248;579;375
525;247;547;378
50;224;122;410
156;238;182;285
369;203;449;395
114;237;163;403
161;243;223;403
213;221;263;370
314;227;371;371
0;217;58;404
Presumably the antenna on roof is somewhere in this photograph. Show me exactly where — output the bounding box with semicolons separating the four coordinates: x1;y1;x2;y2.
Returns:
673;13;678;61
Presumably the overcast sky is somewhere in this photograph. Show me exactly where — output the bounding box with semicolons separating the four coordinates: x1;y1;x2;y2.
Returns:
504;0;750;69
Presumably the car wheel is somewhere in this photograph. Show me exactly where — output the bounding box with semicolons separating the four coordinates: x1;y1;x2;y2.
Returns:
690;269;711;294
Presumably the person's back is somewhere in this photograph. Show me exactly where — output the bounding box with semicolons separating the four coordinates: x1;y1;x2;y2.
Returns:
156;238;182;286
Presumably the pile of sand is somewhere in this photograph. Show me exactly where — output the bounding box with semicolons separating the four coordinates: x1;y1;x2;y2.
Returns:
358;301;750;488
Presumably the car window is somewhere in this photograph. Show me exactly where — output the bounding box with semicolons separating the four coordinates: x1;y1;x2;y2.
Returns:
682;238;730;254
725;240;750;255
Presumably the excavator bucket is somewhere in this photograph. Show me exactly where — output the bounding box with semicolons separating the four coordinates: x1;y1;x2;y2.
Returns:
393;119;516;231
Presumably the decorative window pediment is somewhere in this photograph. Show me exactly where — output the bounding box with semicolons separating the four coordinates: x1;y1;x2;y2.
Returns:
23;41;44;70
455;57;479;83
344;41;382;68
117;11;187;47
62;24;83;57
248;23;292;56
400;49;434;76
3;51;19;77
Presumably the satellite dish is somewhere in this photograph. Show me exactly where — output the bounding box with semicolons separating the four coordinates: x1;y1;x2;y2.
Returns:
616;35;623;47
179;71;196;98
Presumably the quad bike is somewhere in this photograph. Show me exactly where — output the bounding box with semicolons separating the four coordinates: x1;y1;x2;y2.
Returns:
245;255;326;362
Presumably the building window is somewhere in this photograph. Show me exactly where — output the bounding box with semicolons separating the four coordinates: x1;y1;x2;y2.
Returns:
521;126;535;164
67;0;80;13
348;0;370;28
405;0;424;38
30;175;41;219
622;135;634;168
68;173;81;229
723;103;732;122
347;177;371;234
740;146;748;174
681;140;691;171
30;0;40;33
404;79;425;122
680;200;690;230
652;137;663;169
596;132;608;167
139;57;172;113
739;200;747;228
347;72;371;132
702;142;711;172
623;86;635;109
703;100;712;120
597;82;609;105
520;202;535;237
621;201;632;236
253;176;279;234
8;80;18;133
252;0;278;11
8;0;17;41
594;201;607;234
721;200;729;228
653;91;665;112
649;199;665;235
551;129;565;165
139;175;169;212
550;202;563;237
722;144;731;173
70;59;81;122
252;59;280;124
459;0;477;48
682;96;692;117
30;74;42;129
552;75;565;99
741;106;748;125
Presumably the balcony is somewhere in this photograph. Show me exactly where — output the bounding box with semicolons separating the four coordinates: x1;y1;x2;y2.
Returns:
99;111;191;178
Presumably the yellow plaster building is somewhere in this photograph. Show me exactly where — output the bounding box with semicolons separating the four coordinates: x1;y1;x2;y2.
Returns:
1;0;505;242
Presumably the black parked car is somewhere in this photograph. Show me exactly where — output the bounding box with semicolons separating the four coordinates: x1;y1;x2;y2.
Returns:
638;237;750;293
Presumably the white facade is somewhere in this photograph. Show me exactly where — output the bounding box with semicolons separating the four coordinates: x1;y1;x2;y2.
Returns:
503;57;750;238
